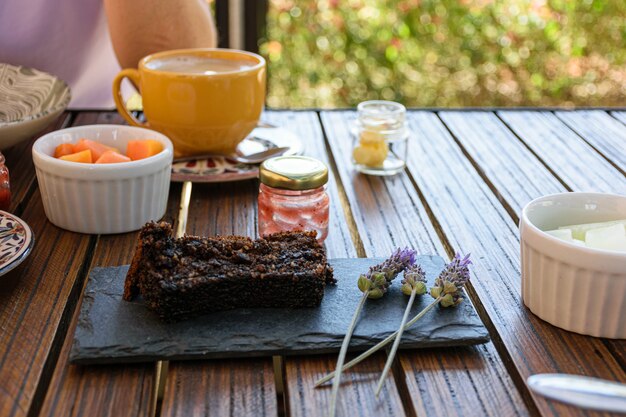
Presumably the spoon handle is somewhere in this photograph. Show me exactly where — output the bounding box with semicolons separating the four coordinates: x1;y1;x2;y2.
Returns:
528;374;626;413
174;146;289;164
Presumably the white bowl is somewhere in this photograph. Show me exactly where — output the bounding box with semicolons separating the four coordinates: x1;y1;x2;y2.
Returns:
32;125;173;234
520;192;626;338
0;64;71;149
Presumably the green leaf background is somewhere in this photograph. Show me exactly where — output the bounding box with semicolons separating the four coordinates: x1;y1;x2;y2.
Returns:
260;0;626;108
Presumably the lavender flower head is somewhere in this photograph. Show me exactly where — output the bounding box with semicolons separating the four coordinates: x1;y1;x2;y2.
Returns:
430;253;472;307
401;264;427;296
358;247;417;299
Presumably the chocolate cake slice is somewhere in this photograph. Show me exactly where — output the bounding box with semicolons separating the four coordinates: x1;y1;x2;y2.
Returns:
124;222;334;321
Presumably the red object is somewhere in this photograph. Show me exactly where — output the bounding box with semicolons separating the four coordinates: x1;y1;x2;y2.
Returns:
258;183;329;242
0;152;10;211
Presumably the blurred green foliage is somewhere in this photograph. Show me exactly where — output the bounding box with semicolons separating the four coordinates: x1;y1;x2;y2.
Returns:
260;0;626;108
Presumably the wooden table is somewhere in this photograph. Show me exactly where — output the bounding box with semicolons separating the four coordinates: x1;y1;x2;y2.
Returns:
1;109;625;417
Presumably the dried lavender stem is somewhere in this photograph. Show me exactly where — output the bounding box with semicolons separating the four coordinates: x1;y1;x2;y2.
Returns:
328;291;369;417
374;285;419;398
315;296;442;387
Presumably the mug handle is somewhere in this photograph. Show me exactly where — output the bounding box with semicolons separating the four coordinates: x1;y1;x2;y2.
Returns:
112;69;148;127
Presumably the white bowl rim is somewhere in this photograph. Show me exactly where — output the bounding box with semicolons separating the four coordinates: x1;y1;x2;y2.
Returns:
33;124;173;171
0;63;71;127
521;191;626;259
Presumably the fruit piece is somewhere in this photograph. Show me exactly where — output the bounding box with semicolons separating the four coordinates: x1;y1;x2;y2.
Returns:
95;150;132;164
585;223;626;252
126;140;163;161
559;219;626;240
352;140;388;167
545;229;573;241
74;139;119;162
54;143;75;158
359;130;386;145
59;149;92;163
352;130;389;167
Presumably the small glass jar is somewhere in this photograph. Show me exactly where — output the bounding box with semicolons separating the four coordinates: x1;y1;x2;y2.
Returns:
0;152;10;211
258;156;330;242
352;100;409;176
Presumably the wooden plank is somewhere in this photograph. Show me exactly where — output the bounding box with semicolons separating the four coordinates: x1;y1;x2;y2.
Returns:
161;177;279;417
438;111;564;216
440;109;625;368
320;112;444;257
403;110;624;417
3;112;71;213
162;112;407;417
0;193;92;417
497;111;626;192
554;110;625;171
320;111;527;417
38;112;180;417
261;111;357;259
610;111;626;125
267;112;406;417
162;359;277;417
285;353;406;417
398;345;522;417
38;234;157;417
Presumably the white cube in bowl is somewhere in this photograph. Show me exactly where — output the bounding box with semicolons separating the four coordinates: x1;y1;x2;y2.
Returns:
520;192;626;338
32;125;173;234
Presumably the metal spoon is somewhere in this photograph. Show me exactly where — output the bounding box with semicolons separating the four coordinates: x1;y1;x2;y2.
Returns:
527;374;626;413
174;146;290;164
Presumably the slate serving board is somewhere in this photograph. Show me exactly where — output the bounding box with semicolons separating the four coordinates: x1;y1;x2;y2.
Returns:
71;256;489;364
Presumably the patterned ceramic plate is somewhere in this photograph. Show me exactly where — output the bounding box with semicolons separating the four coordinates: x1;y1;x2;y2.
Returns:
171;126;304;183
0;63;71;149
0;211;34;276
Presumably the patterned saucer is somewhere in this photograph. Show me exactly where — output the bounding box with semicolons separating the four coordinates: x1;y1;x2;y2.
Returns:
170;126;304;183
0;63;71;150
0;211;34;276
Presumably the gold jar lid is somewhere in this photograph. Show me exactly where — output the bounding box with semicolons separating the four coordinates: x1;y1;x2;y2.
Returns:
260;156;328;190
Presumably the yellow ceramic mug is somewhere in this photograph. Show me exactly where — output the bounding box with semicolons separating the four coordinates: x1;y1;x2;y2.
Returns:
113;48;266;157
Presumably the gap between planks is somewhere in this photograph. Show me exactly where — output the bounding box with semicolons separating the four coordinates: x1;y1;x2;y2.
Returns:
157;181;292;417
402;159;537;414
5;110;92;417
316;111;428;417
151;181;289;417
553;111;626;176
420;110;625;411
151;181;193;416
25;235;99;417
315;113;367;258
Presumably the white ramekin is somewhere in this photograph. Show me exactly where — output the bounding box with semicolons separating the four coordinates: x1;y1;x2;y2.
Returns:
33;124;173;234
520;192;626;338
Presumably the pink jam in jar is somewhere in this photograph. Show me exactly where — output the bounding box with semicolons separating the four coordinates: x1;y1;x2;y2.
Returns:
258;156;330;242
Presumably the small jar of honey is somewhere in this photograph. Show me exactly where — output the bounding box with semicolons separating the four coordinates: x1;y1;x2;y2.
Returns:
352;100;409;176
258;156;329;242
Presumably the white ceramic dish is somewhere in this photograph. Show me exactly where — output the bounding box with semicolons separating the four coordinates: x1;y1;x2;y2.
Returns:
0;64;71;150
32;125;173;234
520;192;626;338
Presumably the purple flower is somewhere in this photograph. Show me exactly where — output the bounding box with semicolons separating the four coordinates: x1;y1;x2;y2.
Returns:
401;263;427;296
358;247;417;299
430;253;472;307
368;247;417;282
